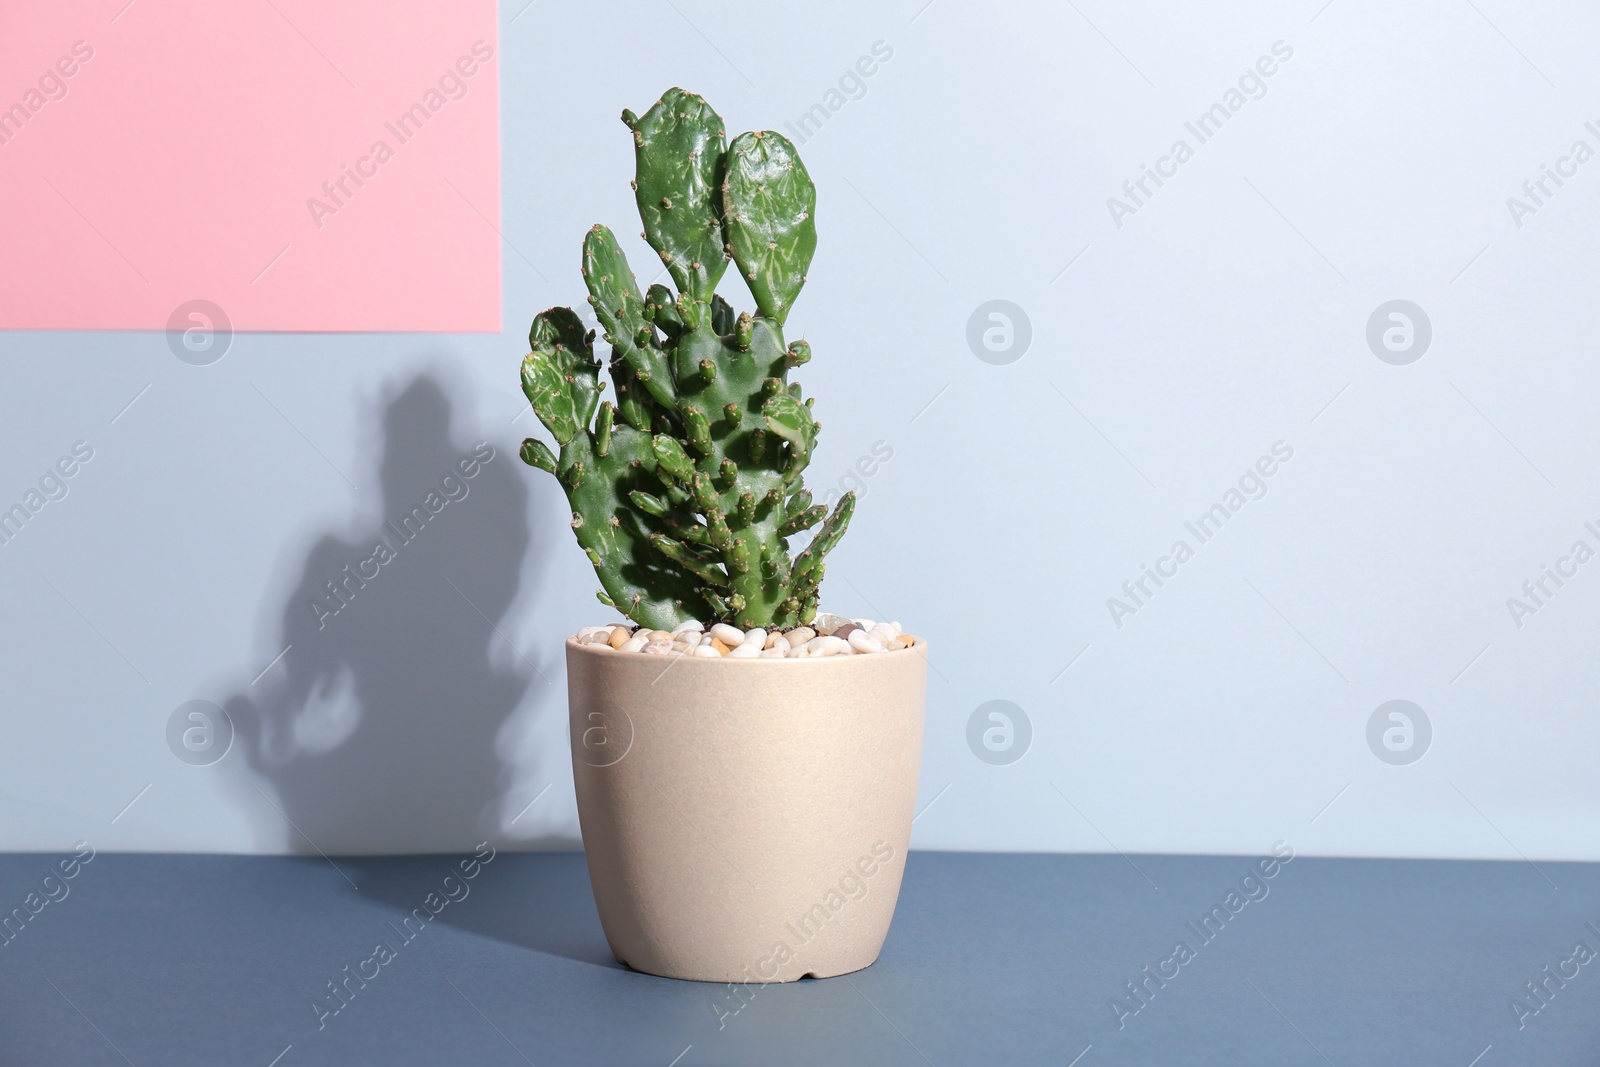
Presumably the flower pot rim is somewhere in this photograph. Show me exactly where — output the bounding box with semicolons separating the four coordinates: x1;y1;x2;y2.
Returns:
565;635;927;665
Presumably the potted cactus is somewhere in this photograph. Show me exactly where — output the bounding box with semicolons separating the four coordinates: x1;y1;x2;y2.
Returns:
516;88;927;983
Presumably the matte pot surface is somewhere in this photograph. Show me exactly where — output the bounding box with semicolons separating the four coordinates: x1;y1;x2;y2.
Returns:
566;637;928;983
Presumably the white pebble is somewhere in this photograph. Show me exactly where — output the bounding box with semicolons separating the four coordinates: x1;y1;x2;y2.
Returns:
812;613;850;636
577;626;610;640
692;644;722;657
764;631;785;650
672;619;705;634
760;646;788;659
885;636;906;651
788;647;810;659
726;643;761;658
806;635;850;656
674;632;703;650
710;623;745;646
787;626;816;646
642;644;670;655
849;630;886;654
620;635;648;653
853;618;876;632
741;627;767;650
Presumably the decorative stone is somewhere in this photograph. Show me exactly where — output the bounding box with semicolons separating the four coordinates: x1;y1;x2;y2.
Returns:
710;623;745;647
848;629;886;654
806;635;849;657
813;613;850;636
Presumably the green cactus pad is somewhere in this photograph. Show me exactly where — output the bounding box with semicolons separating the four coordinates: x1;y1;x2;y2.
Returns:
722;130;816;325
581;225;675;410
521;307;600;446
650;434;695;484
792;492;854;589
519;438;557;473
761;390;817;468
626;88;729;305
644;283;684;338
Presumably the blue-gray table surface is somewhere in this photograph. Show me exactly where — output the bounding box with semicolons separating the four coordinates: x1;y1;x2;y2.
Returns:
0;850;1595;1066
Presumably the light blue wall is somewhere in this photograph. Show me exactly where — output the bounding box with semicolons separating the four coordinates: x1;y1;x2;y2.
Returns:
5;0;1598;859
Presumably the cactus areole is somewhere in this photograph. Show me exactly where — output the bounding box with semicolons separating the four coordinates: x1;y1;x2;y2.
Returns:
518;88;854;631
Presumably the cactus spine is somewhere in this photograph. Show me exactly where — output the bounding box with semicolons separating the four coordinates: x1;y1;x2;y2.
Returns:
518;88;853;631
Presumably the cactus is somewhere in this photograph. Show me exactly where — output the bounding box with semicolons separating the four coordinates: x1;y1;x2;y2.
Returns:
518;88;854;631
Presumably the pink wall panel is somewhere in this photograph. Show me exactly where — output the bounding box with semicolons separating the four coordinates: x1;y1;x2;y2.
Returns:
0;0;500;331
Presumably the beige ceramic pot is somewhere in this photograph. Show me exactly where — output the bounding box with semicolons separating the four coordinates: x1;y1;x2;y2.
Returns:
565;636;927;983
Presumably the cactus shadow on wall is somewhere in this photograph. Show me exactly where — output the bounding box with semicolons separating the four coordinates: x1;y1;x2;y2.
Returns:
223;372;575;860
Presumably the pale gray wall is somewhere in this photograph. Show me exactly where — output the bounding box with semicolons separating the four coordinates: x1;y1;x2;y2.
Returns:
4;0;1598;860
